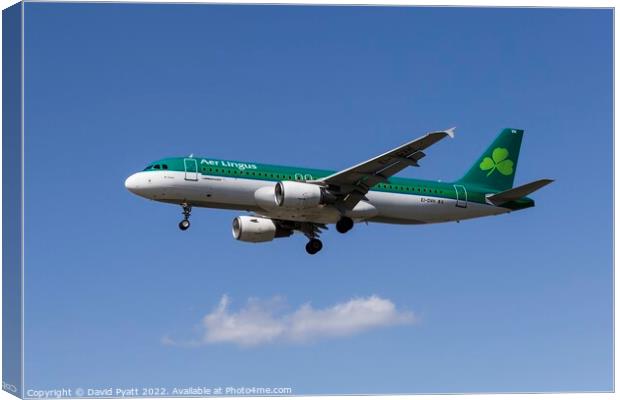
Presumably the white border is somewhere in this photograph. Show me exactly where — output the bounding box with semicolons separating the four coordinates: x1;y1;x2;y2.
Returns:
20;0;24;396
0;2;615;400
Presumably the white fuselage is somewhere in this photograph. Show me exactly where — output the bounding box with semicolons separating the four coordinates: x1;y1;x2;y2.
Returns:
125;171;509;225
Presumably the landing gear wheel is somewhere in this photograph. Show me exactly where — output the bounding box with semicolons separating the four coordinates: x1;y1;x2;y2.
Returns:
305;239;323;255
179;219;190;231
336;217;354;234
179;203;192;231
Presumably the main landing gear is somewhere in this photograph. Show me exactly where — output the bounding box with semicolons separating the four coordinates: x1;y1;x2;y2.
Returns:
299;222;326;255
303;217;351;254
305;238;323;255
179;203;192;231
336;217;354;234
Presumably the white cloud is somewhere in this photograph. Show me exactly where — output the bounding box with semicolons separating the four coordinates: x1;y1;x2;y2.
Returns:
202;295;287;346
287;295;415;342
165;295;415;347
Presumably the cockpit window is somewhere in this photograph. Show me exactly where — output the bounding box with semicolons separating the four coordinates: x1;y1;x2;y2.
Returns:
143;163;168;171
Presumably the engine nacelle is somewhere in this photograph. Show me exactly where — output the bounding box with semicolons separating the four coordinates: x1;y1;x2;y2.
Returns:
274;181;334;209
232;216;292;243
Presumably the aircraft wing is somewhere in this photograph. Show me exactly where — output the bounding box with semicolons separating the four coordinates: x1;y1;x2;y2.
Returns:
313;128;455;209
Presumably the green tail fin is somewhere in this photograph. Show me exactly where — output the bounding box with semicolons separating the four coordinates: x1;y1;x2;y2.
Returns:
458;128;524;191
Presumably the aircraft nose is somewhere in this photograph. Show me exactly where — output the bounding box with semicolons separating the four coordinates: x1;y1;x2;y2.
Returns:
124;173;141;194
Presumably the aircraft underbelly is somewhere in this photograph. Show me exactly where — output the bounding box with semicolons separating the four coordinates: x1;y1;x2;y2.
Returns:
365;191;504;224
164;174;261;206
157;173;504;224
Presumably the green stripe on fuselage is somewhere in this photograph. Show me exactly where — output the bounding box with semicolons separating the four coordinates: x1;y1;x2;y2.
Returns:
143;156;533;208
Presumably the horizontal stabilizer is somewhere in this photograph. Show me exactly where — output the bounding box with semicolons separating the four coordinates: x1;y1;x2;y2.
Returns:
486;179;554;205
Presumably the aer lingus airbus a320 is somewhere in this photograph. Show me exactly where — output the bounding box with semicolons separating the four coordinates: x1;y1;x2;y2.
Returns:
125;128;552;254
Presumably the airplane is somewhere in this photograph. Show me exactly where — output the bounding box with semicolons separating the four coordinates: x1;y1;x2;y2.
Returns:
124;128;553;254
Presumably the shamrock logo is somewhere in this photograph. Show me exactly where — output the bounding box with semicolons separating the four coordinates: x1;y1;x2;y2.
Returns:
479;147;514;176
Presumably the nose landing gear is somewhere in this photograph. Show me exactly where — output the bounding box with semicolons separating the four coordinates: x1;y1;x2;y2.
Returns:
179;203;192;231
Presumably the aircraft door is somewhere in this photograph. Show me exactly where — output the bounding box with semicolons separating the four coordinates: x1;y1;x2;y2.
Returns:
454;184;468;208
184;158;199;181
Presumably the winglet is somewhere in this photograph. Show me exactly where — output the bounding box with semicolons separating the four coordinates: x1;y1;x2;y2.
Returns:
444;127;456;138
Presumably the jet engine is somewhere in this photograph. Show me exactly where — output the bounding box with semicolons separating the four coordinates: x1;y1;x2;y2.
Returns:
232;216;292;243
274;181;336;209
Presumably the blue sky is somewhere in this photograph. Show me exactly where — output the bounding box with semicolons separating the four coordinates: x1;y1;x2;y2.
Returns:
23;3;612;394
